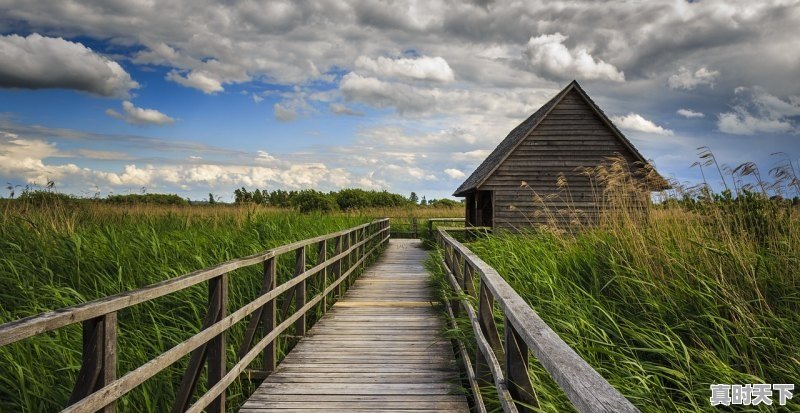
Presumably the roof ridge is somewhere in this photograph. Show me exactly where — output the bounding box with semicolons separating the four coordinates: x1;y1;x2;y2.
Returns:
453;80;666;197
453;81;575;196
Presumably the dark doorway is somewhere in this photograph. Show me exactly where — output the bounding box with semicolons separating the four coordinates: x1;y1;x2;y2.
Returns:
476;190;493;227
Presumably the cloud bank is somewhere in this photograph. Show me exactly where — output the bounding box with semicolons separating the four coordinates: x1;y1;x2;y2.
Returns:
0;33;138;97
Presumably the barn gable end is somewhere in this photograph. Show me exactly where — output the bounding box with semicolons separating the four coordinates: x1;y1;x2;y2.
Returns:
455;80;666;230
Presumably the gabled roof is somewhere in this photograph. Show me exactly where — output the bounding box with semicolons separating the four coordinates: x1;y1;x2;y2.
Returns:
453;80;662;196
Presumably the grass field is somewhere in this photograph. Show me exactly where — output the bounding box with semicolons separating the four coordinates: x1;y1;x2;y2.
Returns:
430;179;800;412
0;200;461;412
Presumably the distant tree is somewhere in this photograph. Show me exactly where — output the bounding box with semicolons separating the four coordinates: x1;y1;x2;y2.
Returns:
253;188;265;205
208;193;216;204
420;196;427;206
368;190;413;208
336;188;371;210
409;192;419;204
234;187;252;204
268;189;291;207
291;189;338;213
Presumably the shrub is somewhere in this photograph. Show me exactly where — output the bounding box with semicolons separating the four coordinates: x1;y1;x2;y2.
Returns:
428;198;460;208
291;190;338;213
105;193;188;205
335;188;372;210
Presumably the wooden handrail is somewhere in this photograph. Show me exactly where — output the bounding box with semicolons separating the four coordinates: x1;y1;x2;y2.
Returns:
426;217;465;236
436;228;639;413
0;218;390;413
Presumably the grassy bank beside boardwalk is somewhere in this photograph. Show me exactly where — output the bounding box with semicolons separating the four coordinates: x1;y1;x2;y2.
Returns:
431;201;799;412
0;201;460;412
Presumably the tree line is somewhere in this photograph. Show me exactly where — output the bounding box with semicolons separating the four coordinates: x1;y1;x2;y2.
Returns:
230;188;461;212
3;182;462;212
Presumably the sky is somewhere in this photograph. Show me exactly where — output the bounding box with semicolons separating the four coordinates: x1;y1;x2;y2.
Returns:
0;0;799;202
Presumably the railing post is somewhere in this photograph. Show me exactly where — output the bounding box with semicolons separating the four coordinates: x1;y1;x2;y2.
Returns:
294;246;307;337
360;227;367;272
351;229;359;279
505;316;538;412
207;274;228;413
262;257;277;373
69;312;117;413
463;261;476;296
476;282;504;384
453;254;464;287
317;240;327;313
344;232;352;286
334;235;344;298
173;271;232;412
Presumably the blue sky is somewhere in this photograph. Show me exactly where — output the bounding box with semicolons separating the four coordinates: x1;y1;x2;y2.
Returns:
1;1;799;201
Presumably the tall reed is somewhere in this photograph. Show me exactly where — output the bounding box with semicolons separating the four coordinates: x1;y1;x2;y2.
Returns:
431;155;800;412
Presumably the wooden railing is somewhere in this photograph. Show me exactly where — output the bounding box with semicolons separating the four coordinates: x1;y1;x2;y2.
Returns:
385;217;464;239
436;228;639;413
426;218;465;237
0;219;390;413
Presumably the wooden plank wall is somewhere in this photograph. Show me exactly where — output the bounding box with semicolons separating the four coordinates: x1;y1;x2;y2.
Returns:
480;90;642;230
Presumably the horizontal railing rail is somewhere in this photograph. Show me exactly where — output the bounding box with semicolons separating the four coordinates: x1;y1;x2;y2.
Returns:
385;216;464;239
0;218;390;413
436;228;639;413
426;218;465;237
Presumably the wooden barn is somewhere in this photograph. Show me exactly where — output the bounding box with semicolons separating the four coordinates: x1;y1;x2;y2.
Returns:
454;80;667;230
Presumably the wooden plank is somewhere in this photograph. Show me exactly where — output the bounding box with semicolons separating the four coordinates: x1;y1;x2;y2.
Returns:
241;409;465;413
247;394;463;402
239;401;469;409
241;239;469;413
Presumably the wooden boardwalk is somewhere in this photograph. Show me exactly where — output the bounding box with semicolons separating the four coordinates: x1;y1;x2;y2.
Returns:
240;239;468;412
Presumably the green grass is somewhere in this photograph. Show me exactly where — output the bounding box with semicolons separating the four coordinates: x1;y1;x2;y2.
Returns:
431;199;800;412
0;199;463;412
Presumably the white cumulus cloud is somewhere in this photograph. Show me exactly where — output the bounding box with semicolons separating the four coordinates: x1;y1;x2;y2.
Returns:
0;33;138;97
167;70;224;94
611;113;673;135
524;33;624;82
444;168;465;179
106;101;175;126
355;55;455;83
668;67;719;90
677;108;705;118
0;131;83;184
